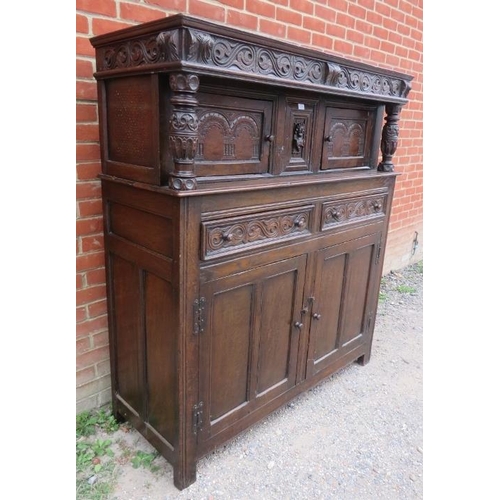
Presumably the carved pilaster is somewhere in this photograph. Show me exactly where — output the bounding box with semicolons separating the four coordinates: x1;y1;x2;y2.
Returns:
168;73;200;190
377;104;401;172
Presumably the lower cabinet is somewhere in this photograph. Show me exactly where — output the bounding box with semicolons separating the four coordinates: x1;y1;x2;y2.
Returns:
196;229;382;454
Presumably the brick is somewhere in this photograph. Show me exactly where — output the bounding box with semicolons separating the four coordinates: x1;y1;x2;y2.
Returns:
76;59;94;80
92;330;110;349
246;0;275;18
380;41;395;54
391;7;405;23
76;217;103;237
405;14;418;29
366;10;382;25
327;0;347;11
388;31;403;46
259;19;286;39
76;395;99;413
92;18;134;36
326;24;346;39
189;0;225;22
79;199;103;217
386;54;399;68
77;306;87;323
287;26;311;44
76;80;97;101
385;0;398;7
76;124;99;142
120;2;166;23
76;180;101;199
144;0;187;10
375;1;391;16
355;19;372;35
396;22;411;36
77;366;96;387
373;27;390;41
314;4;333;23
364;36;381;50
395;46;409;58
77;162;102;180
88;300;108;319
353;45;370;60
97;387;112;407
334;13;355;29
76;0;116;17
96;360;111;377
370;50;386;63
76;143;101;161
227;10;258;31
334;40;353;56
312;33;333;51
76;273;84;290
290;0;314;15
76;36;94;57
76;250;105;275
346;29;364;45
270;0;288;5
382;17;397;31
347;4;366;19
77;337;91;355
277;7;302;26
357;0;374;8
82;235;105;254
77;315;109;337
76;14;89;34
76;375;111;399
76;103;97;123
76;284;107;307
304;16;326;33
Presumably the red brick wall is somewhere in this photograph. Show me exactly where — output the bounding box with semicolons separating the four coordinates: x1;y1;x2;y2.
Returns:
76;0;423;411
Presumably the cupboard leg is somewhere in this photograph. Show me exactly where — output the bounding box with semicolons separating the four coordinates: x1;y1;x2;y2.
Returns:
173;460;197;491
357;352;371;366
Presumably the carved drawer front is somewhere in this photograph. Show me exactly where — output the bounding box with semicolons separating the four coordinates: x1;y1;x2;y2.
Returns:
321;193;387;231
202;205;314;260
194;92;274;177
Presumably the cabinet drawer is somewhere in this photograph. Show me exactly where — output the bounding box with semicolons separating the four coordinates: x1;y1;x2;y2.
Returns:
321;193;387;231
201;205;314;260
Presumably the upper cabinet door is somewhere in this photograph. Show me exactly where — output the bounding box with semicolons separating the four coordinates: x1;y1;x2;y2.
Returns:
194;92;275;177
320;106;376;171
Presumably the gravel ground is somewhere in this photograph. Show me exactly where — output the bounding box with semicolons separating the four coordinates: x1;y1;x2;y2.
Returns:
105;261;423;500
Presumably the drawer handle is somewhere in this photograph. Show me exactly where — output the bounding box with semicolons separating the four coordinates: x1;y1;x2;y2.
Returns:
222;232;234;242
265;134;275;142
372;201;382;212
313;313;321;320
294;321;303;329
294;217;307;229
325;135;333;143
330;208;339;220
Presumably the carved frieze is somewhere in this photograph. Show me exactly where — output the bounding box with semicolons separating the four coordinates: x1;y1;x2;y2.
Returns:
95;26;412;100
202;207;313;259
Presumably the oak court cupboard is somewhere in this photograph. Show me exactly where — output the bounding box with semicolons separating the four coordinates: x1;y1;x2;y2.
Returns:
90;14;412;490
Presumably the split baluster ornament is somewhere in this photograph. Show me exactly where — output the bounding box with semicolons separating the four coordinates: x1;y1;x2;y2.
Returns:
168;73;200;190
377;104;401;173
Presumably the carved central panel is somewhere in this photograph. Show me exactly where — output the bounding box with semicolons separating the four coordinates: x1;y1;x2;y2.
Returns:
196;108;261;163
202;206;314;260
327;119;366;159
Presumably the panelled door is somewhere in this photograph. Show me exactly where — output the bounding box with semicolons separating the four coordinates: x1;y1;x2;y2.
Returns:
198;255;307;447
306;231;382;378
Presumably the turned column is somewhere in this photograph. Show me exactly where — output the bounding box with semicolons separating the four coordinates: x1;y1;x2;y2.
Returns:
377;104;401;172
168;73;200;190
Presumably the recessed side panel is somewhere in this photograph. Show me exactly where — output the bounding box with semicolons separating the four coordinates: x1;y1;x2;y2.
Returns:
111;254;143;414
145;272;177;447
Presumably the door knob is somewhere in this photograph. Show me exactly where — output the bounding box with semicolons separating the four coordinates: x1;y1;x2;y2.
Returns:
294;321;303;329
313;313;321;320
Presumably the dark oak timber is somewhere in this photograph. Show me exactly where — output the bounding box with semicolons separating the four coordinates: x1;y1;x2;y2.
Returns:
90;14;412;491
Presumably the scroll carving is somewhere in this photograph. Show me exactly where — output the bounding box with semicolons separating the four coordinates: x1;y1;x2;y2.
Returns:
95;27;412;100
322;196;386;229
378;104;401;172
203;208;312;258
168;73;200;190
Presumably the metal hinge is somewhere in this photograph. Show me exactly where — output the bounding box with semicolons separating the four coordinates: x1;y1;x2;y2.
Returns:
193;297;206;335
193;402;204;435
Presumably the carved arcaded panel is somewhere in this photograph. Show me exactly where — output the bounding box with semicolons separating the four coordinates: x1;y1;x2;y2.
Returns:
202;206;314;260
326;119;366;159
321;195;387;230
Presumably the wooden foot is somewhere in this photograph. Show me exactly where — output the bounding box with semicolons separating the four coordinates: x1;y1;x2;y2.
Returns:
357;353;371;366
173;461;197;491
